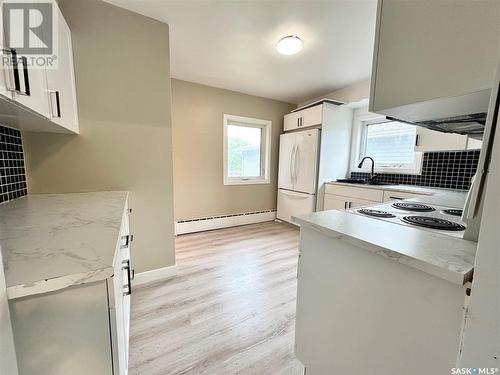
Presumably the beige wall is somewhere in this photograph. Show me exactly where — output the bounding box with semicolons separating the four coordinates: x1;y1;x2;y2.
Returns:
22;0;175;273
172;79;295;220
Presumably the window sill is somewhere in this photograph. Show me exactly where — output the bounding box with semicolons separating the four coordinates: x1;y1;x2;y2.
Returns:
223;178;270;186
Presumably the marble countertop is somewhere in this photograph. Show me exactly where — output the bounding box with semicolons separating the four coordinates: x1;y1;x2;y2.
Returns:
294;210;476;286
0;192;128;299
295;185;475;286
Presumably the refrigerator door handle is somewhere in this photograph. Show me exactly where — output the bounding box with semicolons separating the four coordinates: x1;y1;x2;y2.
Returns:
294;144;300;184
290;144;297;184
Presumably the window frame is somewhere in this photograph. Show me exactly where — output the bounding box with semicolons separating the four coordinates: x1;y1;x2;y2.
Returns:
223;114;272;185
350;109;423;175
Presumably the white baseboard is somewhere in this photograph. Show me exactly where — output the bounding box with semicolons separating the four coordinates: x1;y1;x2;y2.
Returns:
133;264;178;285
175;210;277;235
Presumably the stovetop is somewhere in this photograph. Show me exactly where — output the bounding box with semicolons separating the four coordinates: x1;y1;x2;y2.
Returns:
348;202;467;237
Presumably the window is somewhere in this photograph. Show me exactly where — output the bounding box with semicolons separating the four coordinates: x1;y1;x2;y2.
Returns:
358;120;422;173
223;114;271;185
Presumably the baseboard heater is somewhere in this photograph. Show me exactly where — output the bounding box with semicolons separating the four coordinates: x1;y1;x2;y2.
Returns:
175;209;277;235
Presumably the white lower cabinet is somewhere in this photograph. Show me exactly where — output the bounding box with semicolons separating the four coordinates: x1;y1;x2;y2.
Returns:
324;194;378;210
9;205;132;375
323;183;428;211
296;226;467;374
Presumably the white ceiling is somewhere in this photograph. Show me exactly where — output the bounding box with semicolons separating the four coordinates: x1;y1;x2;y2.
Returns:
106;0;377;104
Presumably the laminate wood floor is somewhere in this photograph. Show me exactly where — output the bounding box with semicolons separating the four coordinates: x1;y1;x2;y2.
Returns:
129;221;303;375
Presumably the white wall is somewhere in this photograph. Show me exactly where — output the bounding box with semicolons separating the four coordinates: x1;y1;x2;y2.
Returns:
298;79;371;108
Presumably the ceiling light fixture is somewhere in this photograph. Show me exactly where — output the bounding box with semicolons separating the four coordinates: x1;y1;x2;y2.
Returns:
276;35;303;55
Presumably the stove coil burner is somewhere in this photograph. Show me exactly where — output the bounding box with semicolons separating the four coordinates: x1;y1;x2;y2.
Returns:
401;216;466;231
358;209;396;218
442;209;463;217
392;202;435;212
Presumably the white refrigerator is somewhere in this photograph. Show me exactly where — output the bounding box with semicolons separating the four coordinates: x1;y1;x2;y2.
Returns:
277;128;320;224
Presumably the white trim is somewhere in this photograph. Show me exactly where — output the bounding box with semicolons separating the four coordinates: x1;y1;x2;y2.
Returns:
350;107;423;175
175;210;277;235
133;265;178;286
223;114;272;185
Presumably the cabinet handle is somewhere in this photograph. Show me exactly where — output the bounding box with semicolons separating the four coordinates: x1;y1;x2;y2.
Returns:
300;117;303;127
415;134;420;147
127;208;132;214
20;56;30;96
348;202;352;208
122;260;132;296
3;49;20;93
7;49;22;93
389;196;404;200
344;201;347;209
48;90;61;118
120;234;134;249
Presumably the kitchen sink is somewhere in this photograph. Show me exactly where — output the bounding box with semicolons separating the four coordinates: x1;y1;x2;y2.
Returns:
336;178;366;184
335;178;396;186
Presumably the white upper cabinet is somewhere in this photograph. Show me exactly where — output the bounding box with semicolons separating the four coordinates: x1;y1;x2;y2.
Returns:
415;127;467;153
414;127;482;152
370;0;500;113
10;53;50;117
0;0;79;133
284;104;323;132
284;111;301;132
45;5;79;132
302;104;322;128
0;0;14;99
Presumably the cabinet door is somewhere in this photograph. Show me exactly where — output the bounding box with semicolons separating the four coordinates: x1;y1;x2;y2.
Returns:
302;104;323;127
284;111;301;131
11;54;49;117
0;0;15;99
371;0;500;112
324;194;348;210
45;5;79;133
415;127;467;152
110;242;127;375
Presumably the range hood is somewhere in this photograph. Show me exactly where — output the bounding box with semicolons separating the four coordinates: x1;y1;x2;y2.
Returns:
379;89;492;140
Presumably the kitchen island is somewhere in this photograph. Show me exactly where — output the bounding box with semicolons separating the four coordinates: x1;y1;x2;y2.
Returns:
293;191;476;375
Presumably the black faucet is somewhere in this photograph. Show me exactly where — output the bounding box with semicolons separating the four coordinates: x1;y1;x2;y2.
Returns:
358;156;376;180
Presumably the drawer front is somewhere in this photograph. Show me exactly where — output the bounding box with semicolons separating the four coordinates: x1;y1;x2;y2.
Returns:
348;197;380;208
325;184;384;202
383;190;423;202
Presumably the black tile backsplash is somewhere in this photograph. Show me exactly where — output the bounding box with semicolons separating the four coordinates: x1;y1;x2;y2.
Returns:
0;125;27;204
351;149;480;191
